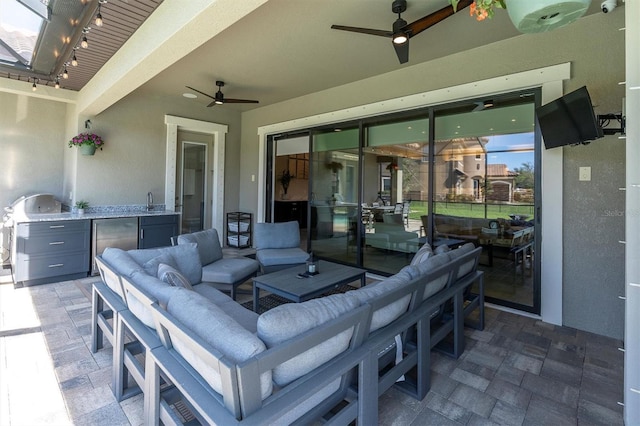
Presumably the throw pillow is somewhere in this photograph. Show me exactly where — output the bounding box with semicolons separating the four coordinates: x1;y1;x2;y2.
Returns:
157;263;193;290
410;243;433;265
142;252;177;276
434;244;451;255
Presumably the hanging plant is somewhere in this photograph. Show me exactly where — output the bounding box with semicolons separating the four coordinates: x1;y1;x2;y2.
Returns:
68;132;105;150
450;0;506;21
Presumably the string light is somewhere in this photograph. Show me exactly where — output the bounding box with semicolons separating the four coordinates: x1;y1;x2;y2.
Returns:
63;65;69;79
81;35;88;48
95;0;107;27
31;78;37;91
71;51;78;66
54;77;60;89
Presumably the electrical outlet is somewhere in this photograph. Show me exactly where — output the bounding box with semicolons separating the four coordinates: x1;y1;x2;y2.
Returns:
579;166;591;181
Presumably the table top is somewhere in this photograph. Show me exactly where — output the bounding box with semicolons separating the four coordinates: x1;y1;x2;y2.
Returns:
253;260;366;300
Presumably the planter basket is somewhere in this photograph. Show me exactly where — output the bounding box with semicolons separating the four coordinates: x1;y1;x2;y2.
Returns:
80;145;96;156
505;0;590;33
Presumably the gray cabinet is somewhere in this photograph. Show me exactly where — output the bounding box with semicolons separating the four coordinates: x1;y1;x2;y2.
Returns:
14;220;90;286
138;215;179;249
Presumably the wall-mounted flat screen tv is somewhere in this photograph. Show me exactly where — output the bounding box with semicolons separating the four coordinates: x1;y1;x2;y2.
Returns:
536;86;604;149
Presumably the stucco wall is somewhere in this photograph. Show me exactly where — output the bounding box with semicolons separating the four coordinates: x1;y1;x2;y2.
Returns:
238;11;626;338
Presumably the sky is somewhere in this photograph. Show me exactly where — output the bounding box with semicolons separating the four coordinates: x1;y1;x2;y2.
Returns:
485;133;535;171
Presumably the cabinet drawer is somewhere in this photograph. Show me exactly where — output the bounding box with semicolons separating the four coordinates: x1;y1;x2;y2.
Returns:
17;220;90;238
139;215;179;226
15;251;89;281
19;230;90;255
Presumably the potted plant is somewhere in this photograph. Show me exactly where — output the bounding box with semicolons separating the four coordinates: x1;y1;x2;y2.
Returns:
68;132;105;156
75;200;89;215
279;170;294;198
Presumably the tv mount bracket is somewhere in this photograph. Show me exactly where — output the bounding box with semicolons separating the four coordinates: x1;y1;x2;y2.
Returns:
597;113;626;135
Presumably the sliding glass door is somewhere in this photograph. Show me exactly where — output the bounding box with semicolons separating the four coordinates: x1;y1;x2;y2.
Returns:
266;90;541;313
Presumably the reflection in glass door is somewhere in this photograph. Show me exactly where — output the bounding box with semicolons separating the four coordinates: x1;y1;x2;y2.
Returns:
179;142;207;234
431;95;539;312
309;127;359;264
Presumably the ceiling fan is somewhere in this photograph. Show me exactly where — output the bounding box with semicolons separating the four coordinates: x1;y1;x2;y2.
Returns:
331;0;473;64
186;81;259;107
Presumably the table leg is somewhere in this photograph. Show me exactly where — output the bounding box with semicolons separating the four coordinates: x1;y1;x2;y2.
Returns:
253;285;260;312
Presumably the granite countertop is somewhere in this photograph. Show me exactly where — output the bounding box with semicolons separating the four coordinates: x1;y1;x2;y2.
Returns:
16;209;179;223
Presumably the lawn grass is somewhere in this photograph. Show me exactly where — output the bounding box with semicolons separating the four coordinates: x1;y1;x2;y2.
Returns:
408;201;534;220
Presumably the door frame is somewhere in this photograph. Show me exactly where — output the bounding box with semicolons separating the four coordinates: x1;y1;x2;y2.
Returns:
164;115;227;243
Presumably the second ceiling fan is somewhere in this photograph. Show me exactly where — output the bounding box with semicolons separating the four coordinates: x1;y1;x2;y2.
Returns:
186;81;259;107
331;0;472;64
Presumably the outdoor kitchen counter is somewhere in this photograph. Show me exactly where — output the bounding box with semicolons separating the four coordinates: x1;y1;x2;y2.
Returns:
15;210;179;223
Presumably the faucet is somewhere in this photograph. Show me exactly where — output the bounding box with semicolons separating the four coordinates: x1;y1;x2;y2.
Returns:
147;192;153;211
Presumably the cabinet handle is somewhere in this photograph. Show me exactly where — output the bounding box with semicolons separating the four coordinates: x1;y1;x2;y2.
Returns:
49;241;65;245
48;263;64;268
49;225;65;229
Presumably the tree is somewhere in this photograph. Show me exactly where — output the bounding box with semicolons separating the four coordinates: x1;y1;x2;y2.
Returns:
513;162;534;189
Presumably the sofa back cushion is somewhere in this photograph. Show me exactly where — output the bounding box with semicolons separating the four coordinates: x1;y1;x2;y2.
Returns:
257;292;359;386
254;221;300;250
446;242;477;278
128;243;202;285
100;248;144;298
166;290;272;400
412;253;452;301
348;268;413;332
126;270;182;328
177;228;223;265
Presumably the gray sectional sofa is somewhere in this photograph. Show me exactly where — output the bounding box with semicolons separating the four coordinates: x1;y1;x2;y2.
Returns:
92;233;484;425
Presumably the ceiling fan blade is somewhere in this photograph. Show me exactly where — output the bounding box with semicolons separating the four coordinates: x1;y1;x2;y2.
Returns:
331;24;392;38
223;98;259;104
206;100;219;107
393;39;409;64
403;0;473;38
186;86;215;100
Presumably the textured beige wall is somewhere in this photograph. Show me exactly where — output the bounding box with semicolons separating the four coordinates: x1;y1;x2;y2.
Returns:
0;92;66;209
72;88;242;211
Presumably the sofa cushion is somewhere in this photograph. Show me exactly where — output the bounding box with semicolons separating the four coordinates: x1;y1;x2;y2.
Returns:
257;292;359;386
177;228;223;265
348;268;413;332
446;242;476;278
410;243;433;265
143;252;178;277
129;243;202;285
158;263;193;290
190;283;259;333
201;257;259;284
433;244;451;255
166;290;271;399
127;270;182;328
254;221;300;250
255;248;309;267
413;254;451;302
102;247;144;279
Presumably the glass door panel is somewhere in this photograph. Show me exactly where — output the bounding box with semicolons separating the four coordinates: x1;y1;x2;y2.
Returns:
179;142;207;233
432;95;538;312
362;117;429;274
309;128;359;264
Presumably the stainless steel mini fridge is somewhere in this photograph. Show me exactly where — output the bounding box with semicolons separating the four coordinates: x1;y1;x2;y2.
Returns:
91;217;139;275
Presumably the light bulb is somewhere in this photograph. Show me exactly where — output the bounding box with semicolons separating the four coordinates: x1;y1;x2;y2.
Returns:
393;34;408;44
71;54;78;66
54;79;60;89
63;68;69;79
32;82;37;91
95;12;103;27
81;36;88;49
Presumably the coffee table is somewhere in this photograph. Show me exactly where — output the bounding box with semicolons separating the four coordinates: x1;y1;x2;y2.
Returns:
252;260;367;312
